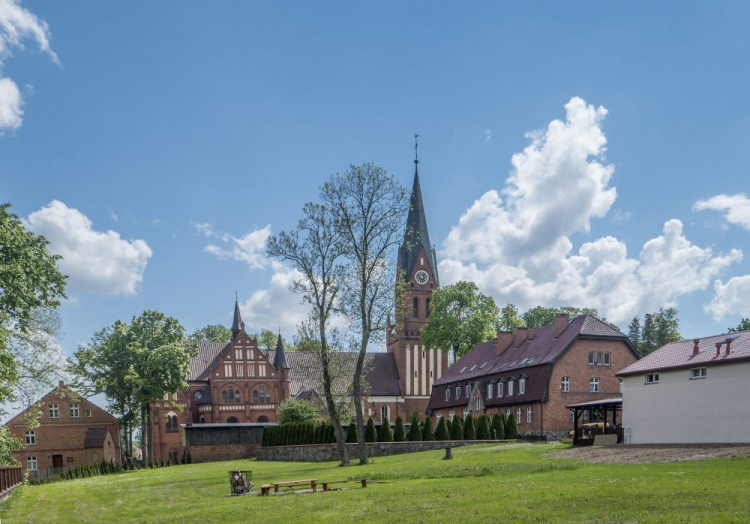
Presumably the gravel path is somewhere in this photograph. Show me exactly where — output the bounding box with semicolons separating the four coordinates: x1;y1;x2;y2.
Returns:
547;444;750;464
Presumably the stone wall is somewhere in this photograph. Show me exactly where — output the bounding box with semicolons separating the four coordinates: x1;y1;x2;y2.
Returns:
190;444;261;463
256;440;501;462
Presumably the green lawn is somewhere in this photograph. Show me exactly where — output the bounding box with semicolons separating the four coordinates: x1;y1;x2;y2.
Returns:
2;443;750;523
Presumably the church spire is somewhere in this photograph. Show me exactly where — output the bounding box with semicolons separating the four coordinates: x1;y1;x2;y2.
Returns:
231;297;244;338
273;331;290;369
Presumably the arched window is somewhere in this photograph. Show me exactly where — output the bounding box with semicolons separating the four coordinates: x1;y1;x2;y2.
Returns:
258;416;269;423
265;388;271;403
234;388;241;403
222;390;228;403
426;299;431;318
448;409;455;422
165;412;179;433
445;387;451;401
253;389;259;403
413;298;419;318
228;386;234;404
227;416;238;423
456;385;461;399
258;386;264;403
199;415;205;424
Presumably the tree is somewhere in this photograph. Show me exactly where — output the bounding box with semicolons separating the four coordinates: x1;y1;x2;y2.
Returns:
491;413;505;440
421;416;435;441
505;413;518;439
346;421;357;443
393;416;406;442
521;306;557;328
408;412;422;441
421;281;499;361
639;308;681;355
365;416;378;443
628;317;641;353
322;163;409;465
463;415;476;440
476;415;491;440
378;416;393;442
729;318;750;333
277;398;320;425
450;416;464;440
498;303;525;331
268;200;351;466
435;416;449;440
187;324;232;343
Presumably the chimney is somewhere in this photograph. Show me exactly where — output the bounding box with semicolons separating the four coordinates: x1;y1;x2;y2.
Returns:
692;339;700;357
59;380;65;388
726;337;733;355
716;342;723;357
515;327;529;348
497;331;513;356
554;313;570;338
529;326;536;340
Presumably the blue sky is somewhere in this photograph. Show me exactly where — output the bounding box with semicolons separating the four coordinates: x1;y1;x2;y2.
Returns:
3;0;750;376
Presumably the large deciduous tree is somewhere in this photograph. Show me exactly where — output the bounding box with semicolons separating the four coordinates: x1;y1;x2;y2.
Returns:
322;163;408;465
188;324;232;343
630;308;681;355
729;318;750;333
498;303;524;331
421;281;499;361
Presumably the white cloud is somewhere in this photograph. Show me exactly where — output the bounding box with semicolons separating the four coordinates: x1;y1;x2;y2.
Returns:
440;97;742;325
705;275;750;320
25;200;152;296
195;222;272;271
694;193;750;231
484;129;493;143
239;266;309;335
0;0;57;134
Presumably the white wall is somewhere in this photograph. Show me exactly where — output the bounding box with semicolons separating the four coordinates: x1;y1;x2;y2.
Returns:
622;361;750;444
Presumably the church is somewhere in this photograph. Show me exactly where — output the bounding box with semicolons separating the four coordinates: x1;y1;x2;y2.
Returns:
151;157;447;463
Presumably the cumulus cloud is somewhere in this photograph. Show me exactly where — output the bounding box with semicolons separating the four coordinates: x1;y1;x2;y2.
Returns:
195;222;272;271
25;201;153;296
694;193;750;231
705;275;750;320
440;97;742;325
239;267;309;335
0;0;57;134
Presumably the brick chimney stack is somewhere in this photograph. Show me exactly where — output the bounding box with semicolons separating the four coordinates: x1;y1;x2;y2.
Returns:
725;337;733;355
515;327;529;348
716;342;723;357
497;331;513;356
59;380;65;387
692;339;700;357
554;313;570;338
529;326;536;339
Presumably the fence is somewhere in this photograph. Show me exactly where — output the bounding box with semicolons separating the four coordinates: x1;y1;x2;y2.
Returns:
0;465;23;498
27;467;69;481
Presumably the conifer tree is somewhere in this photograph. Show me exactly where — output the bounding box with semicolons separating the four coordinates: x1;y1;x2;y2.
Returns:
393;416;406;442
505;413;518;439
435;416;449;440
422;416;435;441
463;415;476;440
476;414;491;440
378;417;394;442
346;422;357;443
365;417;378;443
492;413;505;439
407;412;422;441
450;416;464;440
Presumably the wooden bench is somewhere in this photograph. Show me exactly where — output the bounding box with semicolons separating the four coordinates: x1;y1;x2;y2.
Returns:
273;479;318;493
260;484;271;496
322;478;368;491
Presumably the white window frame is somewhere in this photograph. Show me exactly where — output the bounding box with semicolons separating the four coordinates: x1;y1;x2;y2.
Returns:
604;352;611;366
436;411;443;420
561;376;570;393
497;381;504;397
506;408;511;418
224;364;233;378
448;409;455;422
381;405;389;421
27;456;37;471
507;380;514;396
456;385;461;399
516;407;522;423
248;364;255;377
527;406;532;423
487;383;493;399
690;368;707;380
462;408;470;419
588;352;595;365
465;384;470;398
645;373;659;384
590;377;600;393
235;364;244;377
48;404;59;418
85;409;92;418
235;348;243;360
259;364;267;378
445;387;451;401
475;398;481;411
25;430;35;445
519;377;526;395
69;403;80;418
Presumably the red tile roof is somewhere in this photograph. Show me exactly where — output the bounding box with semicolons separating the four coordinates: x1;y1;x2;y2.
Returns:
618;330;750;376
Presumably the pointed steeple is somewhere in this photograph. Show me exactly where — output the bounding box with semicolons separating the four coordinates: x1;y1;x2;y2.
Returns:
273;331;290;369
399;141;439;285
231;297;244;338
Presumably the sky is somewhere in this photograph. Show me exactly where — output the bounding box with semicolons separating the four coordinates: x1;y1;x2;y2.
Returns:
2;0;750;394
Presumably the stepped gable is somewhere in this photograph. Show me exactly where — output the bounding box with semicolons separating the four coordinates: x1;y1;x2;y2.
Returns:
188;341;229;381
619;329;750;376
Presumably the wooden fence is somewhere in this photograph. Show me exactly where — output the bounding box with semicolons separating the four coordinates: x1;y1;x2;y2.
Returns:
0;465;23;498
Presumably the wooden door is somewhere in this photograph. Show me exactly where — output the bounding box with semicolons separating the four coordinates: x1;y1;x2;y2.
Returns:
52;455;63;468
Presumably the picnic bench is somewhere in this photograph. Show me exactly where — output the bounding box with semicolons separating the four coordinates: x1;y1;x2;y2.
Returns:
272;479;318;493
322;478;368;491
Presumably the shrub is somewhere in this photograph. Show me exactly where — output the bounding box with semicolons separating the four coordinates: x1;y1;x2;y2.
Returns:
435;416;449;440
464;415;476;440
492;413;505;439
186;451;192;464
450;416;464;440
365;417;378;443
325;423;335;443
476;415;491;440
505;413;518;439
378;417;393;442
407;412;422;441
422;416;435;441
346;422;357;443
393;416;406;442
276;398;320;425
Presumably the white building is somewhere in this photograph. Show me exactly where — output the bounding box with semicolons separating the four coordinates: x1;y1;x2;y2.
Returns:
618;331;750;444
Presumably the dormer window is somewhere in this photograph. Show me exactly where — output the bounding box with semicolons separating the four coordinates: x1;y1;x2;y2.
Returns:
487;382;493;399
465;384;471;398
507;379;514;396
456;385;461;399
445;387;451;401
519;377;526;395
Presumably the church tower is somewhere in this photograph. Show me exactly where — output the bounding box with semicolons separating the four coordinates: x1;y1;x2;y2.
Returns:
388;145;449;415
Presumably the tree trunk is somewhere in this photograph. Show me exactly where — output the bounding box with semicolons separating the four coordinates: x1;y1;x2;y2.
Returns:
319;322;349;466
353;330;370;465
140;406;148;465
147;404;155;464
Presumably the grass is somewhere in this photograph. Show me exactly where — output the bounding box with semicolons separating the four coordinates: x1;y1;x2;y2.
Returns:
2;443;750;522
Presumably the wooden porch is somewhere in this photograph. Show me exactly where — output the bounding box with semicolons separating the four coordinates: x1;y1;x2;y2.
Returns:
566;398;622;446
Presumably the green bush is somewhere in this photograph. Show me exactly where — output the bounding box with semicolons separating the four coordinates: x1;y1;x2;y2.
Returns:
365;417;378;443
464;415;476;440
378;417;393;442
450;416;464;440
393;416;406;442
422;416;435;441
407;412;422;441
492;413;505;439
477;415;491;440
505;413;518;439
435;416;449;440
346;422;357;443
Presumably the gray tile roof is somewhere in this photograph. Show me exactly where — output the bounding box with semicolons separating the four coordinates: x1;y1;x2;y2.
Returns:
84;427;110;448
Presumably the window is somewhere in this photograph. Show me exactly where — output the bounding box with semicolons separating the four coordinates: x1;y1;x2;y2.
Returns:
224;364;233;378
48;404;59;418
475;398;481;410
507;380;514;396
248;364;255;377
690;368;707;379
222;390;228;403
25;430;35;445
235;388;241;403
69;403;79;418
259;365;267;378
413;298;419;318
519;377;526;395
235;364;244;377
590;377;600;392
249;349;255;360
527;406;532;423
516;407;522;423
235;348;243;360
487;383;493;399
381;405;389;421
604;352;611;366
456;385;461;399
445;387;451;401
448;409;455;422
645;373;659;384
436;411;443;420
85;409;92;418
426;299;431;318
27;456;37;471
497;381;504;397
570;411;574;423
561;376;570;393
465;384;471;398
588;352;595;365
462;408;470;419
163;393;170;401
165;414;178;433
506;408;511;418
596;352;603;365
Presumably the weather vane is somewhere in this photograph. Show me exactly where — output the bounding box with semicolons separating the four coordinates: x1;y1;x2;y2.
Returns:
414;133;419;163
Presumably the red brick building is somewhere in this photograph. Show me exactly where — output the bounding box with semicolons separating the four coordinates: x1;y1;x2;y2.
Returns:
426;314;640;438
5;382;121;476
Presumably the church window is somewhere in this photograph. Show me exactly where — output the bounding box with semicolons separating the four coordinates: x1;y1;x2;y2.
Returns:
166;413;179;432
258;386;264;402
228;386;234;403
413;298;419;318
426;299;431;317
248;364;255;377
253;389;259;403
265;388;271;403
259;365;267;377
236;364;244;377
222;390;228;403
249;349;255;360
235;388;241;403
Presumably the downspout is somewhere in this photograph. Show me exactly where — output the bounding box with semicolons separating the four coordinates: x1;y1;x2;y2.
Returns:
541;362;552;437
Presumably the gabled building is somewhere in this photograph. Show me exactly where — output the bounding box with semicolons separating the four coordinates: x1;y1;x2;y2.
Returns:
618;330;750;444
5;381;121;476
426;314;640;438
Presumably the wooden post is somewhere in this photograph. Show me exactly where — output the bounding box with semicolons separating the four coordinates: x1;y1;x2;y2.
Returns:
444;447;452;460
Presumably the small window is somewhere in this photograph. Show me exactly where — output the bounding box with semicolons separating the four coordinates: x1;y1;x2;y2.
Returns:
413;298;419;318
527;406;532;423
48;404;59;418
448;409;455;422
519;378;526;395
497;381;504;397
465;384;471;398
516;407;522;423
224;364;233;378
475;398;481;410
487;383;493;399
235;348;243;360
508;380;514;396
588;352;595;365
604;353;611;366
259;365;267;378
25;430;35;445
469;364;477;371
69;403;79;418
645;373;659;384
459;366;467;373
561;376;570;393
462;408;470;419
456;385;461;399
236;364;244;377
506;408;511;418
27;456;37;471
596;352;603;365
85;409;92;418
445;387;451;401
690;368;707;380
248;364;255;377
426;299;431;318
590;377;600;392
381;405;389;421
436;411;442;420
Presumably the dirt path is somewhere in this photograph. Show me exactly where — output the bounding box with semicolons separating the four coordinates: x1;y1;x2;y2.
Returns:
547;445;750;464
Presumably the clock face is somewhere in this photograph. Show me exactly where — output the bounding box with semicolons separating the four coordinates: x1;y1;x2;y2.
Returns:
415;270;429;285
193;391;203;401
